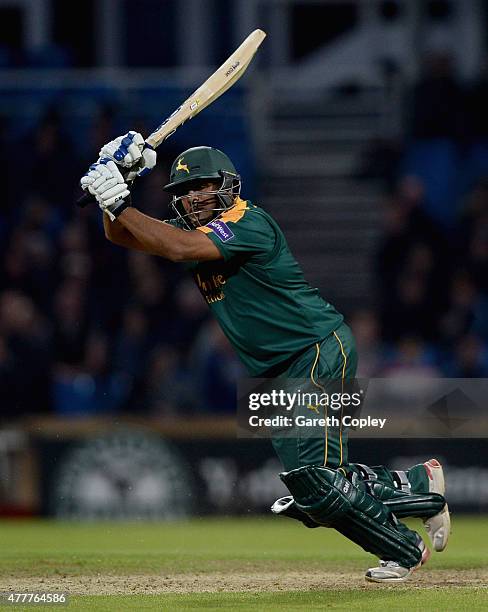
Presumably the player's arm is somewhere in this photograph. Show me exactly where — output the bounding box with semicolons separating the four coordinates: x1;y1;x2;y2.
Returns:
102;212;148;252
81;159;221;261
116;207;221;262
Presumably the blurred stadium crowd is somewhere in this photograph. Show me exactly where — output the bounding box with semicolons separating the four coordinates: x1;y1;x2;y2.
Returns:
1;52;488;419
358;53;488;378
0;106;244;418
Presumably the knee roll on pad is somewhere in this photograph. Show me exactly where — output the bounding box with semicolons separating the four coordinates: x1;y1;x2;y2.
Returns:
280;465;422;568
280;467;350;526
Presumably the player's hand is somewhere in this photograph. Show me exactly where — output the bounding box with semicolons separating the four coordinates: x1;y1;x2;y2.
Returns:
80;160;131;221
98;131;157;180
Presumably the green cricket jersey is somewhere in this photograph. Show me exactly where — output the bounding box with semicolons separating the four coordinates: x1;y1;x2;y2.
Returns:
186;197;344;375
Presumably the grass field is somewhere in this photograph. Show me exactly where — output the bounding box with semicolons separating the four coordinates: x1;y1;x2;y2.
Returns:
0;516;486;610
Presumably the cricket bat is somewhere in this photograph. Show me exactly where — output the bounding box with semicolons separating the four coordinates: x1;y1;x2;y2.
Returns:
77;29;266;207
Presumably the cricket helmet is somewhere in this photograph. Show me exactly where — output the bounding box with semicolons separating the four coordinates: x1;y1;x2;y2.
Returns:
164;146;241;229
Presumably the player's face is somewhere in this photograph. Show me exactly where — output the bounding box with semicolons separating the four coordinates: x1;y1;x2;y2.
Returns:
181;181;221;226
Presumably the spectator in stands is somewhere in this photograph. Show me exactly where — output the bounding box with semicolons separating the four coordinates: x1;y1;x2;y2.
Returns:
165;279;209;355
377;176;450;341
112;305;151;410
0;116;12;215
358;137;403;189
52;332;129;416
439;271;476;342
407;51;466;141
143;345;195;415
191;319;244;413
52;279;88;366
0;334;16;417
349;310;383;377
127;252;170;324
383;272;436;342
466;57;488;141
82;104;118;163
379;336;441;379
465;214;488;295
442;334;488;377
0;290;51;416
12;107;77;208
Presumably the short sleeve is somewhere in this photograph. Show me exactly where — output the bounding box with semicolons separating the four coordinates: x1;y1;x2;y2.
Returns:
197;208;276;262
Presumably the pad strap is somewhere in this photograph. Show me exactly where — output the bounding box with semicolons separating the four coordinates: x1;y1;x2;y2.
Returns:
355;463;377;480
392;470;412;493
367;481;445;519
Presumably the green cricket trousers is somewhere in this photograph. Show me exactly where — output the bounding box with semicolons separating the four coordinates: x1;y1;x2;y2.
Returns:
271;321;429;494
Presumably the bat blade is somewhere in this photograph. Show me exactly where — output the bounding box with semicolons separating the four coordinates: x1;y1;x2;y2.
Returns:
77;29;266;208
145;29;266;148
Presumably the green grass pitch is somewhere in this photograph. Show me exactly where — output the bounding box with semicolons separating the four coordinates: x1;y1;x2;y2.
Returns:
0;516;486;610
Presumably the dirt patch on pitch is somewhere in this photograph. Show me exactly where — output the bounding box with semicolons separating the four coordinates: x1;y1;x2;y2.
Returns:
0;569;486;594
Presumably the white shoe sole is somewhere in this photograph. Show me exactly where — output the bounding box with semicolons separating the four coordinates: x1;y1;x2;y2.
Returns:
365;537;430;583
365;568;415;583
423;459;450;552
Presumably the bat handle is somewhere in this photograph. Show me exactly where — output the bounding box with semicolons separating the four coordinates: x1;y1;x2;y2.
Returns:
76;191;97;208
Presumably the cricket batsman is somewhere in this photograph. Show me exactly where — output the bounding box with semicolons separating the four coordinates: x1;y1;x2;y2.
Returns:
80;131;450;582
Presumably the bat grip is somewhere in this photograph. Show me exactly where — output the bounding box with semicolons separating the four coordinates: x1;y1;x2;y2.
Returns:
76;191;96;208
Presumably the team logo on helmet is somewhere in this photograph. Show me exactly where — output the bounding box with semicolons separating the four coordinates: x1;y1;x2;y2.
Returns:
176;158;190;174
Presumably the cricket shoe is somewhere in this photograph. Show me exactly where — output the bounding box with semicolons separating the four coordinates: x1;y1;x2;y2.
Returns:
365;536;430;584
423;458;451;552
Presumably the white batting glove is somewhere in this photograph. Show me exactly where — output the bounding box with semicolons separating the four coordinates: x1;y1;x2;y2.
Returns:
99;131;157;180
80;160;131;221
